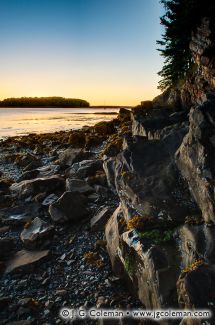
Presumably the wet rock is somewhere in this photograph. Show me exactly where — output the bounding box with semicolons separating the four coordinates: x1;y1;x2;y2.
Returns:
10;175;65;198
36;164;60;177
176;97;215;223
58;148;87;167
58;148;82;166
0;238;15;259
42;193;58;206
66;178;94;194
67;159;103;179
2;213;33;226
5;249;50;273
49;191;88;223
20;217;54;249
91;206;112;231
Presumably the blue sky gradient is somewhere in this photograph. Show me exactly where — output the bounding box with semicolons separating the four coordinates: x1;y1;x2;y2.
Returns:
0;0;163;105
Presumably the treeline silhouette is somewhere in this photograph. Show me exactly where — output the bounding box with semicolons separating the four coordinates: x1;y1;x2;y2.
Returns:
0;97;90;108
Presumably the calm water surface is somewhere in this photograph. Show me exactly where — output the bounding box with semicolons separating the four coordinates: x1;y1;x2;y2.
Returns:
0;107;120;138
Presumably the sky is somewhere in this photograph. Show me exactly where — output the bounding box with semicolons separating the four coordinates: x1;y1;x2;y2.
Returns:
0;0;164;106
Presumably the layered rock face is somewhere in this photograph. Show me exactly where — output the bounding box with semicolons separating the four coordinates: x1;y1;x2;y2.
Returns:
176;96;215;223
104;102;215;323
103;19;215;324
153;18;215;109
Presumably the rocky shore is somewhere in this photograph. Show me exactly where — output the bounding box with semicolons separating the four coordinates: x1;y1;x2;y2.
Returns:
1;16;215;325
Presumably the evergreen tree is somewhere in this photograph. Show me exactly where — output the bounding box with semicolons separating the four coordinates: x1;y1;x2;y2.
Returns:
157;0;215;91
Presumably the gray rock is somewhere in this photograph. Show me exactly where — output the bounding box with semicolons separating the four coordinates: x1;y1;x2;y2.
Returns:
131;104;187;139
178;224;215;268
90;206;112;231
67;159;103;179
20;217;54;249
66;178;94;194
106;133;197;222
42;193;58;206
58;148;93;167
176;98;215;223
36;164;60;177
10;175;65;198
49;191;88;223
5;249;50;273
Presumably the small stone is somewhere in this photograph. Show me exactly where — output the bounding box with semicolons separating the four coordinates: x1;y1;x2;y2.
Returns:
56;289;67;296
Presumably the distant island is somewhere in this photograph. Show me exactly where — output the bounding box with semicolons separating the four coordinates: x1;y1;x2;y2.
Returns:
0;96;90;108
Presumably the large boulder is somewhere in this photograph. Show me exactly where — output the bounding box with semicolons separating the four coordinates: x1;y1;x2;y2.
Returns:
10;175;65;198
176;97;215;223
131;104;187;139
108;133;197;222
49;191;88;223
105;206;179;312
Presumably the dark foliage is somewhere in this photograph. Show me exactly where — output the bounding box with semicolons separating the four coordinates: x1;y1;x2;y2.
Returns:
0;97;90;108
157;0;215;91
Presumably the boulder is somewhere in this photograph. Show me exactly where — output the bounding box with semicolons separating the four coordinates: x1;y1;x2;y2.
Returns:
58;148;93;167
105;206;179;310
176;97;215;223
66;178;94;194
49;191;88;223
58;148;82;166
105;206;125;274
131;104;187;139
66;159;103;179
20;217;54;249
10;175;65;198
108;134;197;222
5;249;50;273
90;206;112;231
